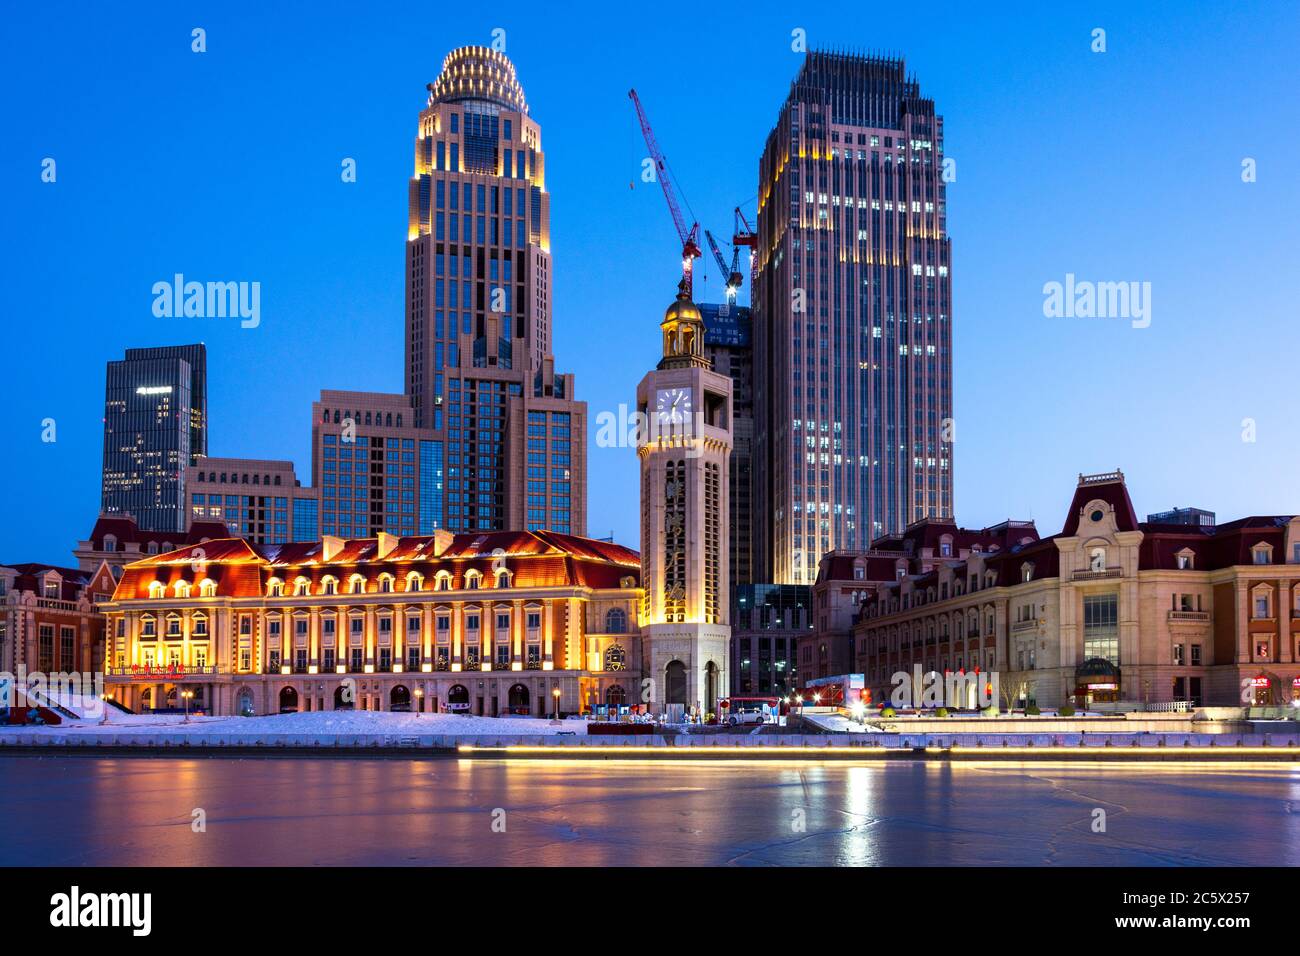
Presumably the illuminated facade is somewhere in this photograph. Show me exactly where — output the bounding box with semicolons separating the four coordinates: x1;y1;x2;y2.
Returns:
101;345;208;533
404;46;585;535
102;529;642;717
637;284;733;716
854;471;1300;709
754;52;953;584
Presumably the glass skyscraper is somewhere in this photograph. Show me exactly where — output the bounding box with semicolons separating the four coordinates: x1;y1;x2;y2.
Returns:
101;344;207;533
754;52;953;583
404;46;586;535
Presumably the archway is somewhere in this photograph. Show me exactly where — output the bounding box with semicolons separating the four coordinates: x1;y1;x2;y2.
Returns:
140;688;153;712
278;686;299;713
665;660;687;705
236;687;254;717
704;661;719;716
447;684;470;713
333;685;354;710
605;684;626;708
507;684;530;714
390;685;411;712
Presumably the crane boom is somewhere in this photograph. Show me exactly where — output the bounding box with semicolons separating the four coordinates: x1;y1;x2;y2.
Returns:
629;88;702;295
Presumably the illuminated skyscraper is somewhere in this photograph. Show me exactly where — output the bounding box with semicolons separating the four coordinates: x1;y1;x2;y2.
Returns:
100;344;207;533
754;52;953;583
404;47;584;535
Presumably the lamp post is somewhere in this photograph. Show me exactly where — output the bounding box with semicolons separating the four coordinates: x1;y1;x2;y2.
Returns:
414;686;424;716
181;689;194;723
552;686;561;720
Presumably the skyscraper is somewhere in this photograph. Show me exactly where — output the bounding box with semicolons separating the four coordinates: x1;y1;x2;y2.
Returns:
404;46;585;535
754;52;953;584
101;344;207;532
700;303;753;587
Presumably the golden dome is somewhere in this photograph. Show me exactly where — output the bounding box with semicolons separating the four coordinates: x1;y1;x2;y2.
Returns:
662;282;702;328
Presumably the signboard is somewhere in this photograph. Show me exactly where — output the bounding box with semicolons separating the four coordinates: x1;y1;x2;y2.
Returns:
123;664;191;680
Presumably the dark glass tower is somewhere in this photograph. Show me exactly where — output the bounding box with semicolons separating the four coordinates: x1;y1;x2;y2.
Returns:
101;344;207;532
754;52;953;584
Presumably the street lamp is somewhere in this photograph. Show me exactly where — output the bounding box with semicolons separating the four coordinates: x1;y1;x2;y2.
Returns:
181;689;194;723
414;687;424;716
552;686;561;720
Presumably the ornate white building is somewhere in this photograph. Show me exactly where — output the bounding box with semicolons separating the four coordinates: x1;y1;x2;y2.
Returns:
636;282;734;717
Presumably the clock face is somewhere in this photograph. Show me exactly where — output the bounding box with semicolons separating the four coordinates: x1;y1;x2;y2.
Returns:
655;387;693;425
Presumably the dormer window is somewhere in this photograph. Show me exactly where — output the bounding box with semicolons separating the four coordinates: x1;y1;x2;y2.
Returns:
103;535;118;553
1089;547;1107;572
268;580;284;597
1252;544;1273;565
1021;562;1035;583
1175;550;1195;570
199;580;217;598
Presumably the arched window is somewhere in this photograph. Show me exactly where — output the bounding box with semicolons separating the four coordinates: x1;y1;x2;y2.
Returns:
199;579;217;598
378;574;394;593
321;576;338;595
435;571;452;591
294;577;311;596
494;567;511;588
348;574;366;594
174;581;191;598
465;570;482;590
267;578;284;598
406;572;424;592
148;581;165;599
604;643;627;671
103;534;118;552
605;608;627;633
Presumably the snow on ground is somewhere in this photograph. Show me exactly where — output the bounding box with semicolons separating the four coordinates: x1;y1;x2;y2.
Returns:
9;710;588;737
802;713;881;734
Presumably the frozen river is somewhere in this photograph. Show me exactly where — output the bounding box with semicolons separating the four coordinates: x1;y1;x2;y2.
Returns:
3;755;1299;866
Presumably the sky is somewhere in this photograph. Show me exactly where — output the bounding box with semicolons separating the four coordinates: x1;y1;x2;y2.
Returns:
3;0;1298;566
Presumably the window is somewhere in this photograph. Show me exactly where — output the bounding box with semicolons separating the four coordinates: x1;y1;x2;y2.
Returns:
199;579;217;597
604;643;627;671
605;607;627;633
1253;545;1272;565
1254;593;1271;619
1190;644;1202;666
1082;593;1119;664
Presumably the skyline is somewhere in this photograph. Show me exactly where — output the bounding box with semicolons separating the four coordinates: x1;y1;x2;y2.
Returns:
5;0;1300;566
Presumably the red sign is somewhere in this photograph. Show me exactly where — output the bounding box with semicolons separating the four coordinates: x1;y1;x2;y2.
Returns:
126;664;189;680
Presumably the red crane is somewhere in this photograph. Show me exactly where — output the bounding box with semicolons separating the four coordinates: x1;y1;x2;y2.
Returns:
629;88;702;296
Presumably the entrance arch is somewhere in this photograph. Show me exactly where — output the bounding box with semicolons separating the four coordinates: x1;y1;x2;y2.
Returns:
390;685;412;712
278;686;299;713
665;660;687;705
704;661;719;715
447;684;470;712
236;687;254;717
333;685;354;710
508;684;530;714
605;684;626;708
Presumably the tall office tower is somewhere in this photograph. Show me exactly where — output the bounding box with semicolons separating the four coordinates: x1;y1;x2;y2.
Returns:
754;52;953;584
404;47;585;535
101;344;207;532
700;303;754;587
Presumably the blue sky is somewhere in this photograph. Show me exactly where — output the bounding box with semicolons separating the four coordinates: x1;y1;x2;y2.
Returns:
3;0;1298;565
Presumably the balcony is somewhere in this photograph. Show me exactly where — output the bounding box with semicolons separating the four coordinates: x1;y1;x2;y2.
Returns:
106;665;220;681
1011;619;1038;633
1072;567;1123;581
1167;610;1210;623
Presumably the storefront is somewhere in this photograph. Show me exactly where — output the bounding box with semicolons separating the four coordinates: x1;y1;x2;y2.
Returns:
1074;658;1120;705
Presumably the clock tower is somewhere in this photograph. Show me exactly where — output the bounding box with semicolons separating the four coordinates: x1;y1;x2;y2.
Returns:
637;281;733;718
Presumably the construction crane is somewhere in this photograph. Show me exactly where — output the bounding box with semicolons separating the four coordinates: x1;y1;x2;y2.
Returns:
629;88;702;296
704;229;744;302
732;206;757;289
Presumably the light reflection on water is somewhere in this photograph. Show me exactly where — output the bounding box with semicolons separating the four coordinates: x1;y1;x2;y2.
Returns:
3;757;1299;866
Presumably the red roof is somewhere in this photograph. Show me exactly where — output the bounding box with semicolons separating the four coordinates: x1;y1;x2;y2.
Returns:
113;530;641;600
